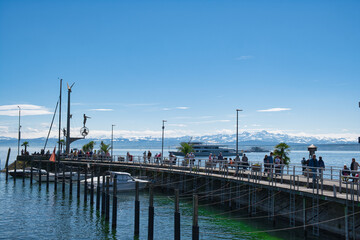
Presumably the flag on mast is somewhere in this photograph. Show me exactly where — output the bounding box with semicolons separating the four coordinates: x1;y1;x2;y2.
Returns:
49;146;56;162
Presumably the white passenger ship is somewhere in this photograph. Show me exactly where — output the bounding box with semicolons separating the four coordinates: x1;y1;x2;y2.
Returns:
169;142;242;157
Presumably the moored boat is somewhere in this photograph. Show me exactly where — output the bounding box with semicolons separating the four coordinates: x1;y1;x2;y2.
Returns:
82;171;149;191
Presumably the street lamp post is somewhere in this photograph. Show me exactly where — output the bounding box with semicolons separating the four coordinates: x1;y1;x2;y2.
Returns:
111;124;115;161
17;106;21;156
236;109;243;156
161;120;167;164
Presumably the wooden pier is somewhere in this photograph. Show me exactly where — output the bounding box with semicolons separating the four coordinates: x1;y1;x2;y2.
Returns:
10;154;360;239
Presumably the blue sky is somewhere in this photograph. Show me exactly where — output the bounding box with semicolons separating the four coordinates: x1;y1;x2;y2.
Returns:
0;0;360;140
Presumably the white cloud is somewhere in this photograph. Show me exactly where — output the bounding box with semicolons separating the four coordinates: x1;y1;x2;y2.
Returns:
189;119;231;124
236;56;254;60
257;108;291;112
90;109;113;112
168;124;187;127
0;104;52;116
162;106;189;111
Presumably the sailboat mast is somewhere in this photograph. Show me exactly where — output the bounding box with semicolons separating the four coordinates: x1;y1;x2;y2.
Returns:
58;79;62;160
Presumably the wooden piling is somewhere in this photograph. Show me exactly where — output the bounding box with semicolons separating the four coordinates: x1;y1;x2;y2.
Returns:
22;161;25;183
69;164;73;196
84;167;88;203
134;181;140;237
30;159;33;185
174;189;180;240
112;175;117;229
46;162;49;190
77;169;80;200
38;159;42;188
148;185;154;240
62;166;65;193
192;194;199;240
90;168;94;205
96;173;100;211
14;159;17;183
105;176;110;222
5;148;10;181
101;174;106;217
54;163;57;192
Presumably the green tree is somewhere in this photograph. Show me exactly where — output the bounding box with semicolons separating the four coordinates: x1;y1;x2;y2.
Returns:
177;142;194;156
57;139;65;152
21;141;29;153
99;141;111;154
273;142;291;165
82;141;95;152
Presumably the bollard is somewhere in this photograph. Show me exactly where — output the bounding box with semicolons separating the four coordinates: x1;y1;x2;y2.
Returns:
148;185;154;240
134;181;140;237
174;189;181;240
96;173;100;211
90;168;94;206
84;167;88;203
112;175;117;229
192;194;199;240
105;177;110;222
77;168;81;200
101;174;106;217
69;164;73;196
5;148;11;181
62;166;65;193
46;162;49;190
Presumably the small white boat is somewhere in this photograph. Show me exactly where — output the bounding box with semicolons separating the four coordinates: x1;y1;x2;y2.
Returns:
34;172;86;182
9;168;47;178
82;171;149;192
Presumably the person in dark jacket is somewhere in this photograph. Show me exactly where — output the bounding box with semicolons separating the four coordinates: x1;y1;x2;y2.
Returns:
318;156;325;174
308;154;318;181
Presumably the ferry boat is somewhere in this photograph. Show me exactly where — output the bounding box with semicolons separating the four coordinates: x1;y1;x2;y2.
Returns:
169;142;242;157
83;171;149;192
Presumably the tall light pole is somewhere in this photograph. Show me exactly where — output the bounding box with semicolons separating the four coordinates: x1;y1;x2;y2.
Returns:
161;120;167;163
17;106;21;156
236;109;243;156
111;124;115;161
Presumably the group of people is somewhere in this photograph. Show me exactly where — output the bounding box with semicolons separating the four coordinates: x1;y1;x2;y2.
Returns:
263;152;285;176
301;155;360;182
341;158;359;182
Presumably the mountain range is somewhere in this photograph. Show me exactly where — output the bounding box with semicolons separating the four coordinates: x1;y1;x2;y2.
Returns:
0;130;357;149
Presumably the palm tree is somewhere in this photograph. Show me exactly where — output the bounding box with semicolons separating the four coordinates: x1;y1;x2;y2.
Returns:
273;142;291;165
57;139;65;153
21;141;29;153
82;141;95;152
177;142;194;156
99;141;111;154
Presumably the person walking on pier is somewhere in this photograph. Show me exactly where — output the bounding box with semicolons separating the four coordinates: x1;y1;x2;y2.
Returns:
242;154;249;170
234;154;241;177
267;152;274;175
218;152;224;170
147;151;152;163
309;154;318;183
318;156;325;175
350;158;359;181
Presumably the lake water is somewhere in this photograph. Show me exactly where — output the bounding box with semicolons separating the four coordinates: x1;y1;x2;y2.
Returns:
0;173;335;240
